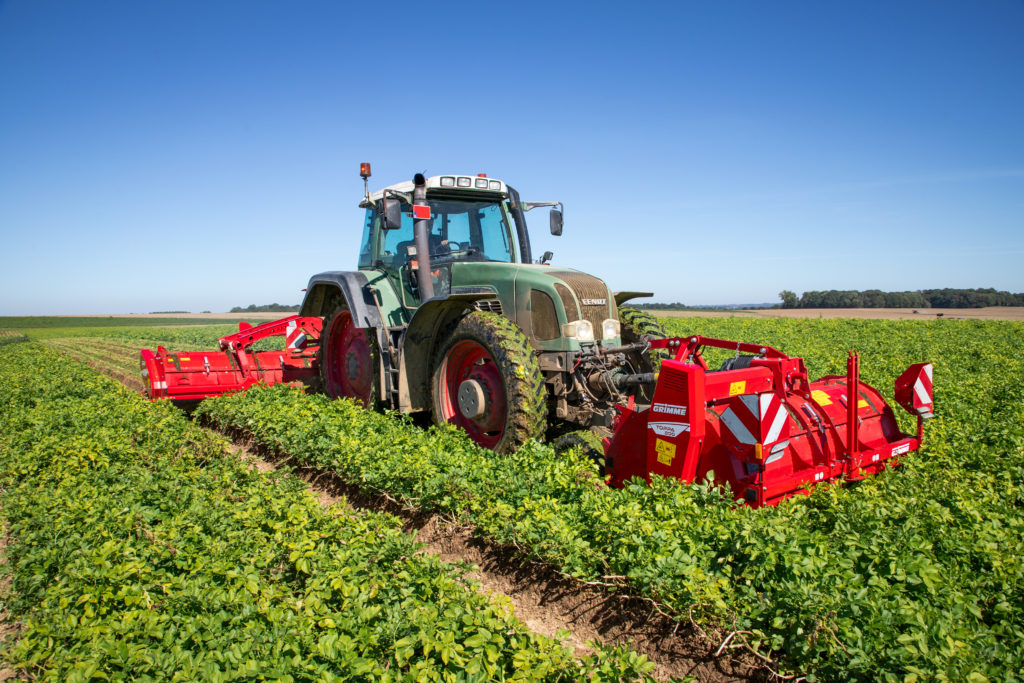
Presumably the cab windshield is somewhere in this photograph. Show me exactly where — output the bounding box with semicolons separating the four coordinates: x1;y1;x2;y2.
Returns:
360;198;515;269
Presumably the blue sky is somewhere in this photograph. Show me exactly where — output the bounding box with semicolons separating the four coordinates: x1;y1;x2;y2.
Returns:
1;1;1022;314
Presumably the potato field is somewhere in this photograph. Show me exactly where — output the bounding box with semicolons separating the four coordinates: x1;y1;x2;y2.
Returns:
1;316;1022;682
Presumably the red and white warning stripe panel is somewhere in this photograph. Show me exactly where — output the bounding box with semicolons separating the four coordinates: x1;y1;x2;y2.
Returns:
895;362;934;419
760;392;790;445
913;363;934;416
285;320;308;350
719;391;790;452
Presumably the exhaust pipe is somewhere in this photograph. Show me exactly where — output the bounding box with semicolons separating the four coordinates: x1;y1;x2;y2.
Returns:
412;173;434;300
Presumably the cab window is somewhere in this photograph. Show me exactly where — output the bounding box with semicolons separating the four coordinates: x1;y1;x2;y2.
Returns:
358;209;374;268
376;198;515;267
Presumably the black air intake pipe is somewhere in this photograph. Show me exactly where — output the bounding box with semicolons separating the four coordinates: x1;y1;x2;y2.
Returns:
412;173;434;300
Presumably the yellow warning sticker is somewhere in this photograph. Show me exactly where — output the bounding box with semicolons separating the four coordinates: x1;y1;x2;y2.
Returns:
811;389;832;405
179;357;190;362
655;438;676;466
728;381;746;396
858;399;868;408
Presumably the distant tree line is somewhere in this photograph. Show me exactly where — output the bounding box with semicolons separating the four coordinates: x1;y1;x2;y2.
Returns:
778;288;1024;309
627;302;689;310
230;303;300;313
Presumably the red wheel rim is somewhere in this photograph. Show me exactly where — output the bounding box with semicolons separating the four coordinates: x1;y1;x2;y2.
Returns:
324;311;373;405
437;339;507;449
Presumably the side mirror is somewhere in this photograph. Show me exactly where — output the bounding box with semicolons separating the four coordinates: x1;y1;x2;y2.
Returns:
537;250;554;265
380;198;403;230
549;209;563;236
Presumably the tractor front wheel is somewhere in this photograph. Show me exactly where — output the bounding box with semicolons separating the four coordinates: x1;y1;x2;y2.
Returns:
431;312;547;453
320;307;377;407
552;429;608;475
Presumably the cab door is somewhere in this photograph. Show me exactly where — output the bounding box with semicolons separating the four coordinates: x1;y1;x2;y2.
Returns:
375;203;449;312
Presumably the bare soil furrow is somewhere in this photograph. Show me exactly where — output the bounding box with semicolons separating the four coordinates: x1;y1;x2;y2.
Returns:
218;428;762;683
0;522;17;682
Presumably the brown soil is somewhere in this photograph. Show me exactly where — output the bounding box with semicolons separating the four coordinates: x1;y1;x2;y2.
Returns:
222;432;769;682
654;306;1024;321
0;523;18;681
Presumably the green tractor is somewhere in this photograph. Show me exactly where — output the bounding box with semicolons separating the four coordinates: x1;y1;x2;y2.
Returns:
299;167;665;454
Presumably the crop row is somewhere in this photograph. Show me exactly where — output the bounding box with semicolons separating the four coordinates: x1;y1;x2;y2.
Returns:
0;316;247;332
197;317;1024;682
0;331;29;347
0;342;657;682
42;338;146;389
20;322;240;345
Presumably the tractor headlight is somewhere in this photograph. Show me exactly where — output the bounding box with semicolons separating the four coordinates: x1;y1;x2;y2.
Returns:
602;319;620;340
562;320;595;342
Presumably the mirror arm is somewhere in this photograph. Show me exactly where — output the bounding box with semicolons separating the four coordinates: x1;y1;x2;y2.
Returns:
383;189;412;203
522;200;561;212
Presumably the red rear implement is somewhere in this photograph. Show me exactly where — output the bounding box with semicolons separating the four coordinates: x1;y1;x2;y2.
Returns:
139;316;322;402
604;335;933;507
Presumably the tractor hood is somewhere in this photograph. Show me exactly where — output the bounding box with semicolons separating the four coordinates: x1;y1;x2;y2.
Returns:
449;262;619;344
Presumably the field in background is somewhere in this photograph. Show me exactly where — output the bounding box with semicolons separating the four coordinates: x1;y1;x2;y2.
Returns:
654;306;1024;321
1;318;256;392
45;311;285;320
0;312;281;330
6;306;1023;332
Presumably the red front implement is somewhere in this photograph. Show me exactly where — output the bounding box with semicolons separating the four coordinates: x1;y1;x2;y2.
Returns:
605;335;934;507
139;316;323;402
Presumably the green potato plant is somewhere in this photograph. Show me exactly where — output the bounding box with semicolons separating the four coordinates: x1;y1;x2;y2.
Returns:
0;342;659;682
197;317;1024;682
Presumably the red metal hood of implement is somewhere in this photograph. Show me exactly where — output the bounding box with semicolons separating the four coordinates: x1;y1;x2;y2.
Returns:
140;316;323;403
604;335;933;508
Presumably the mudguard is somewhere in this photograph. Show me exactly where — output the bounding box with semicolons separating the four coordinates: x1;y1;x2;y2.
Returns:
300;271;384;330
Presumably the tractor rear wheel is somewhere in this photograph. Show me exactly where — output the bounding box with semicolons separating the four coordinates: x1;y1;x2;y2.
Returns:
552;429;608;475
431;312;547;453
320;306;377;407
619;307;667;403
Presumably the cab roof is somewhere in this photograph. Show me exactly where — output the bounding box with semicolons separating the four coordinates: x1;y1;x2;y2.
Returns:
362;174;508;206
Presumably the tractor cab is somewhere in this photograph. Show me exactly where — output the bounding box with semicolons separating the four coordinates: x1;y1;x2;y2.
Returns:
357;173;562;313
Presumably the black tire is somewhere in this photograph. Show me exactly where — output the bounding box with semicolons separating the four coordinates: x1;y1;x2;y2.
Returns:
619;307;667;403
552;429;607;475
319;305;379;408
431;311;547;453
